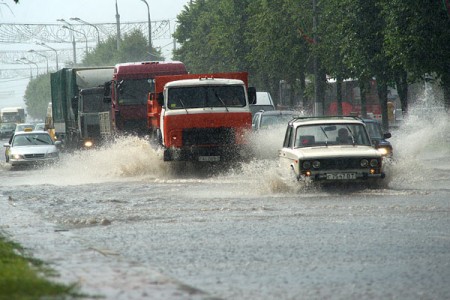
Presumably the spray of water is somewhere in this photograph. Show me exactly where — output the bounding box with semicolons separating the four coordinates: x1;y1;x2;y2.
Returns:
40;135;171;185
386;83;450;189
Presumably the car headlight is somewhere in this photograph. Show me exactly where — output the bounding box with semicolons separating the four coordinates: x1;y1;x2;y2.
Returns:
11;154;23;159
84;140;93;148
377;147;391;156
302;161;311;169
370;159;379;167
360;159;369;168
312;160;320;169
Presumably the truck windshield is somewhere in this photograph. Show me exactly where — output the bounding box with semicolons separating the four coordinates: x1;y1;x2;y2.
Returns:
117;79;150;105
167;85;246;109
82;93;109;113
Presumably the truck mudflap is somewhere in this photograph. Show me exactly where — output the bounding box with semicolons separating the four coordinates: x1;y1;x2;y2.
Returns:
163;145;250;162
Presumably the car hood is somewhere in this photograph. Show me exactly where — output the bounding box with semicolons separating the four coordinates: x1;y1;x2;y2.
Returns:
295;145;381;159
11;145;58;155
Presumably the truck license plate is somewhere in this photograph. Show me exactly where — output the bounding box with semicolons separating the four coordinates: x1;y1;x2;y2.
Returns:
326;173;356;180
198;156;220;162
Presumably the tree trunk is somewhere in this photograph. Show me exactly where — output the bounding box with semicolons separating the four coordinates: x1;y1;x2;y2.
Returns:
395;69;408;114
337;75;343;115
442;73;450;112
377;80;389;131
359;80;368;118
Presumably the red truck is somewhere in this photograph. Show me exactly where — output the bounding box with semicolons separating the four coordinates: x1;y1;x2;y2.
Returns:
147;72;256;162
102;61;187;136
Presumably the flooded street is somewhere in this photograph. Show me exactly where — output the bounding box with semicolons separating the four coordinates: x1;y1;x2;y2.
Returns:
1;113;450;299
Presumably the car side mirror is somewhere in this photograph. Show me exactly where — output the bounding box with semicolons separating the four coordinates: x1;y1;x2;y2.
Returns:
384;132;392;139
248;87;257;104
3;143;10;148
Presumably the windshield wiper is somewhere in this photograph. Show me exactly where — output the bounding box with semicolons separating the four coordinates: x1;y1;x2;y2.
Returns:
320;126;329;146
215;92;229;112
346;125;356;146
35;138;50;144
179;99;189;114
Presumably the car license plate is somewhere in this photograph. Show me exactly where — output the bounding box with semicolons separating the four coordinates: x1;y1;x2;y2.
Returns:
198;156;220;162
326;173;356;180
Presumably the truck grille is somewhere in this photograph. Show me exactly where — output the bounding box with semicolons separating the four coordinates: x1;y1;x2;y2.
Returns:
182;127;235;146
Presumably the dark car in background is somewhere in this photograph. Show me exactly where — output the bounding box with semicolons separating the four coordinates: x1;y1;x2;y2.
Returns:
362;118;393;157
0;123;16;139
252;110;301;131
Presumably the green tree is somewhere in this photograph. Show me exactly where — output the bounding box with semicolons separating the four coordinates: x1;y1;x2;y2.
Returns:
381;0;450;109
247;0;311;108
82;29;162;66
23;73;51;120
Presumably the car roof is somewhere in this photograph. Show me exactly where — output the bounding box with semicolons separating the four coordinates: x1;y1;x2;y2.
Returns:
361;118;381;124
257;110;299;116
289;116;365;126
13;131;50;136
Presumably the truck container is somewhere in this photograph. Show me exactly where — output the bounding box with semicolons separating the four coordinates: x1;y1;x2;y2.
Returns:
0;107;25;123
148;72;256;162
50;67;114;149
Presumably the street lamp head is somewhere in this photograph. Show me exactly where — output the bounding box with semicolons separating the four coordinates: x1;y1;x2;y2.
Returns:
28;49;35;53
70;17;80;21
56;18;65;22
62;25;69;29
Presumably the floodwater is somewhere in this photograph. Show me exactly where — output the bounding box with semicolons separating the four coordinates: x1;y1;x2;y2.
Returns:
1;104;450;299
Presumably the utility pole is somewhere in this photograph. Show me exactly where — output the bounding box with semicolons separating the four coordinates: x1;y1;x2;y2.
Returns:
115;0;121;51
140;0;152;58
57;19;77;65
313;0;323;116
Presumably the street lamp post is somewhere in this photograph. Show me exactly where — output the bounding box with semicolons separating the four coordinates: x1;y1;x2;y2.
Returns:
16;59;33;79
140;0;152;57
28;50;49;73
36;42;59;70
70;17;100;44
21;57;39;76
57;18;77;64
62;25;88;55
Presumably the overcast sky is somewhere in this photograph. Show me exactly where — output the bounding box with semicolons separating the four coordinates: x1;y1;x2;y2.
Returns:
1;0;190;23
0;0;191;109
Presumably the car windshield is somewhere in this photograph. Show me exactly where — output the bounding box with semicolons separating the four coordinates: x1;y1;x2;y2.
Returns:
364;122;384;139
260;114;294;128
34;123;45;131
12;133;53;146
16;124;35;131
1;123;16;130
294;123;371;148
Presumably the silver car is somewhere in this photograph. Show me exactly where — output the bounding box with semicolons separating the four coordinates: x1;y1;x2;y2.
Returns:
4;131;61;166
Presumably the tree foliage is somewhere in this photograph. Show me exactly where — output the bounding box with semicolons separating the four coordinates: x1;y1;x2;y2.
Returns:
82;29;162;66
173;0;450;112
23;73;50;120
23;0;450;120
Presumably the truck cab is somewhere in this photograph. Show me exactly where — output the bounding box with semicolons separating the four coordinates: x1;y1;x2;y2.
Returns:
149;72;256;162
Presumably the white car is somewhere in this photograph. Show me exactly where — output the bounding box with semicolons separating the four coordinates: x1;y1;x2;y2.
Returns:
279;116;385;183
4;131;61;166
